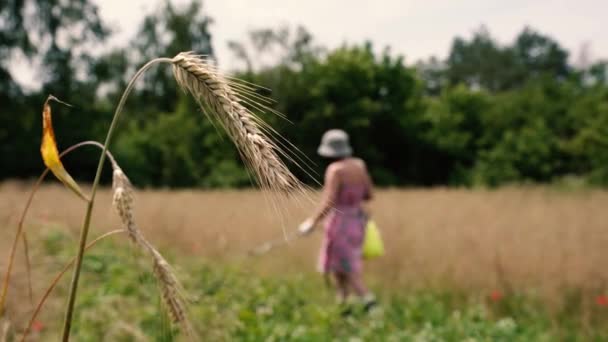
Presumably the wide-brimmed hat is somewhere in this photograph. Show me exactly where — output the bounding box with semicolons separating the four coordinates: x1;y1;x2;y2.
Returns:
317;129;353;158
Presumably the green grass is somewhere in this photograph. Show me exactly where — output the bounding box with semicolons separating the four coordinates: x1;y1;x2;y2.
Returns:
27;230;608;341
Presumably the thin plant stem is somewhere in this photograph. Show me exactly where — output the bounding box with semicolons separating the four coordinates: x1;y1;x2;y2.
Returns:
20;229;125;342
0;141;117;317
0;172;48;318
22;233;33;306
61;58;173;341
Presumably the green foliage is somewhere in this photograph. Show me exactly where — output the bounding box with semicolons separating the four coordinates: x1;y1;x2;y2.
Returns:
470;80;567;186
113;97;249;188
423;85;490;185
241;42;429;185
564;86;608;185
34;234;608;340
2;1;608;188
446;26;570;92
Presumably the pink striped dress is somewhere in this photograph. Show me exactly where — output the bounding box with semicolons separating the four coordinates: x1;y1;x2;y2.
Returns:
318;183;368;274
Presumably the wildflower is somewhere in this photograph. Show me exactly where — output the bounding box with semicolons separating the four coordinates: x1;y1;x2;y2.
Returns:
490;290;503;302
32;320;44;332
596;295;608;307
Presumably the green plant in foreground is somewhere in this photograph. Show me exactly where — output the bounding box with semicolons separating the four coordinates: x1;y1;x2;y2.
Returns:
22;234;608;341
1;51;306;341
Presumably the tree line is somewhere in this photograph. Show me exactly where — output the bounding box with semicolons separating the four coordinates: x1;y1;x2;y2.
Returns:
1;0;607;188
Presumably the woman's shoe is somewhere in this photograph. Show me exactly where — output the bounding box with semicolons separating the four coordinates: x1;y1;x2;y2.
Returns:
362;293;377;313
340;305;353;317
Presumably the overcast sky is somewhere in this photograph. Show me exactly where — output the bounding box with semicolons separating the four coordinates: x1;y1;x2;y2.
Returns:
97;0;606;68
10;0;607;87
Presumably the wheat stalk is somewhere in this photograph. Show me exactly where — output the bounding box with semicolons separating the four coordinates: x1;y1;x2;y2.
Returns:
111;167;136;242
1;316;10;342
61;53;306;339
151;251;190;329
111;165;195;338
171;52;303;193
60;58;173;340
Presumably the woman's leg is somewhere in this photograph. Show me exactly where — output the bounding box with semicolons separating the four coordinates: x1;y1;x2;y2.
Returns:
333;272;349;303
348;271;368;297
348;271;376;311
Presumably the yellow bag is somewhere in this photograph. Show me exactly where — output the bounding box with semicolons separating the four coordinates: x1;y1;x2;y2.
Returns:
362;219;384;259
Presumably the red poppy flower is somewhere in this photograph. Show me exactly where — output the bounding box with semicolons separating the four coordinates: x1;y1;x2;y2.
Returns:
490;290;503;302
32;320;44;332
596;295;608;307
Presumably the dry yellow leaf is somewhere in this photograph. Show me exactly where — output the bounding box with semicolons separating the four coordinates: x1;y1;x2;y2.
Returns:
41;96;88;201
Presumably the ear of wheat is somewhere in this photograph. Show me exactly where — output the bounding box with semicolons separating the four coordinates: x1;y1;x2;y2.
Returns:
52;50;311;339
171;52;305;194
111;165;195;338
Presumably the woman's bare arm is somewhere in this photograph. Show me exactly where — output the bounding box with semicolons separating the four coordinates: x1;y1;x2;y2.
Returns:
311;164;340;225
358;159;373;201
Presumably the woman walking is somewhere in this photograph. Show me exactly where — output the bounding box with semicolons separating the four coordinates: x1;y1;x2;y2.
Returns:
298;129;376;313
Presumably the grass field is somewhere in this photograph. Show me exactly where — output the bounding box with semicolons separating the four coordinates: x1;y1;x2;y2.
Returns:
2;182;608;340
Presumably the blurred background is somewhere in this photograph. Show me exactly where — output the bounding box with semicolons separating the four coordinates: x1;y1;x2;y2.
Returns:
3;1;608;339
1;0;607;189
